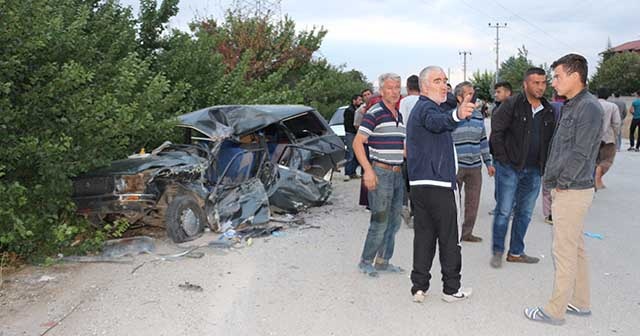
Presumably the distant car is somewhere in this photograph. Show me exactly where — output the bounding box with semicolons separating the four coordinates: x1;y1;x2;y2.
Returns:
72;105;346;243
328;106;347;140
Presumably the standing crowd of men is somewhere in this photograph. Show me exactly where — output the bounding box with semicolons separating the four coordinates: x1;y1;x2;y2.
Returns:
338;53;637;325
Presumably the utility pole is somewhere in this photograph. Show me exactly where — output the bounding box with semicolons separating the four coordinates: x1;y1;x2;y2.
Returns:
488;22;507;84
459;50;471;81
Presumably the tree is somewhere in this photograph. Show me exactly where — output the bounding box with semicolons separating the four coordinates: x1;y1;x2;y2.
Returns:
196;12;326;81
157;10;369;117
498;45;553;98
497;45;534;94
470;70;495;102
0;0;184;258
590;52;640;95
137;0;179;58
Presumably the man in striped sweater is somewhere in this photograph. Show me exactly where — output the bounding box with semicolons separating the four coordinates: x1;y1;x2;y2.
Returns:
452;82;495;242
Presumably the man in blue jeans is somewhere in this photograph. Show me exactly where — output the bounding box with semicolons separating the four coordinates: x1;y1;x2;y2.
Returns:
353;73;405;277
489;67;557;268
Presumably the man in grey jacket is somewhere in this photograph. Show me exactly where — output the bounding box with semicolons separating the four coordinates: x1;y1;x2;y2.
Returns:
525;54;603;325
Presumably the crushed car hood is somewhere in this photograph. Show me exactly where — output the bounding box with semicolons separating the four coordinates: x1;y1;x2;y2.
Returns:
85;151;207;176
178;105;316;138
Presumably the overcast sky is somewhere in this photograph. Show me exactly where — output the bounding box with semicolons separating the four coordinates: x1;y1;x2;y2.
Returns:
125;0;640;88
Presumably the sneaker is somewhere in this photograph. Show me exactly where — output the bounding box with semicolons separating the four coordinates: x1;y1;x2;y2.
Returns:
442;288;472;303
524;307;565;325
544;215;553;225
343;175;351;182
628;147;635;151
506;253;540;264
462;234;482;242
566;303;592;316
374;263;405;273
490;252;503;268
413;290;426;303
358;262;378;277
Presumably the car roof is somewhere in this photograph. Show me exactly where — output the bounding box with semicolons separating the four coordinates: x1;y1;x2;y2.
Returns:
328;106;348;125
178;105;316;139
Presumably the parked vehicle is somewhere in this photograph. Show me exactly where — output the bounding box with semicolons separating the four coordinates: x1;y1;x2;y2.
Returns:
72;105;346;243
328;105;347;140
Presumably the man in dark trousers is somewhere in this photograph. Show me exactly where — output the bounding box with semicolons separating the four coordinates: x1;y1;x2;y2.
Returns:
489;67;556;268
343;94;363;179
407;66;474;303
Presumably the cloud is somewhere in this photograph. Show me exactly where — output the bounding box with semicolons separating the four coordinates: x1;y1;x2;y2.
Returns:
297;15;479;50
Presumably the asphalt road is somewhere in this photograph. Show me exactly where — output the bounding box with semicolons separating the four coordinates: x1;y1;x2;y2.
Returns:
1;149;639;336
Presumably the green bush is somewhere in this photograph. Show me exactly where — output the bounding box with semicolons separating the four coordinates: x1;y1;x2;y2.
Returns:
0;0;369;260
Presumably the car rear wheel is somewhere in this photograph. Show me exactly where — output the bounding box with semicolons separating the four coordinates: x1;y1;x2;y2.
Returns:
165;195;205;243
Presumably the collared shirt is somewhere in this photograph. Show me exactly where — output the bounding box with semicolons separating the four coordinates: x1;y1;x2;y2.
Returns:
531;103;544;116
358;102;405;165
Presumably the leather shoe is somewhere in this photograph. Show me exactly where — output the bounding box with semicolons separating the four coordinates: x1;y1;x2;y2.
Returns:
462;235;482;242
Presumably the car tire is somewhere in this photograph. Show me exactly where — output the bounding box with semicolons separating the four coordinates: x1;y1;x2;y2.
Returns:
165;195;205;243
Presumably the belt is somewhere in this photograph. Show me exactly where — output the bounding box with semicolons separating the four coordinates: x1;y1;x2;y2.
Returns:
373;161;402;172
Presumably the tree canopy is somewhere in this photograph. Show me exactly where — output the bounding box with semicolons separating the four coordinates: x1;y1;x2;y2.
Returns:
590;52;640;95
470;70;495;102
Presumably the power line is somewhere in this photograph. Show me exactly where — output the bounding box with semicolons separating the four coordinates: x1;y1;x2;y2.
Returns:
493;1;576;51
459;0;563;63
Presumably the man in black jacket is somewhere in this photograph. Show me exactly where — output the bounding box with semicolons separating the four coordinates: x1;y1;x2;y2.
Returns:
343;94;363;179
489;67;556;268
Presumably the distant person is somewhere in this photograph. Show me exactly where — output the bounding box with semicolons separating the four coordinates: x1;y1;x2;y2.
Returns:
525;53;603;326
407;66;474;303
399;75;420;123
629;90;640;151
595;88;622;190
489;67;556;268
451;82;495;242
441;83;458;112
343;94;363;180
358;94;382;209
608;92;627;151
399;75;420;227
488;81;513;216
354;88;373;129
353;73;405;277
492;81;513;115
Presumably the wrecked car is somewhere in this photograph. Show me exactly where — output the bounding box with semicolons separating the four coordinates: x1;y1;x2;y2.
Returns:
72;105;345;243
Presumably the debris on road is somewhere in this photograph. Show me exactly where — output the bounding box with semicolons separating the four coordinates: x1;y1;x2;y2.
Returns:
178;281;203;292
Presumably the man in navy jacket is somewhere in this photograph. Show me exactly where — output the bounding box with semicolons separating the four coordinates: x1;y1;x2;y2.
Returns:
406;66;474;303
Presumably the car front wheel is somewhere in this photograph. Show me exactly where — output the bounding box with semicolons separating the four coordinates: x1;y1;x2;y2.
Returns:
165;195;205;243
